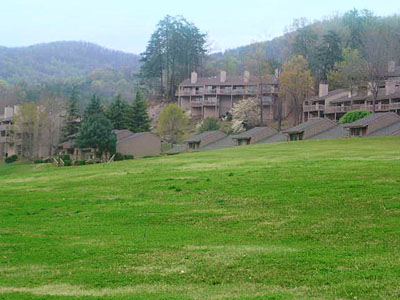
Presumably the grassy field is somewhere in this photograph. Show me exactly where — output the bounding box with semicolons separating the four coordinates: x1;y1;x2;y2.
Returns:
0;137;399;300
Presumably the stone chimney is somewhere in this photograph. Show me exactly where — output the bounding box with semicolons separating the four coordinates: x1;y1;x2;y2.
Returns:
386;80;396;95
4;106;14;119
243;71;250;83
318;83;329;98
220;71;227;83
388;61;396;73
191;72;198;84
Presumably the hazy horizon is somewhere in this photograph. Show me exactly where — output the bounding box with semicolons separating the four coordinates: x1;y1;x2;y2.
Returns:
1;0;399;54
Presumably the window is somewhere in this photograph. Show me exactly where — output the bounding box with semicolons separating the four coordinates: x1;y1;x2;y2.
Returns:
350;128;363;137
290;133;303;141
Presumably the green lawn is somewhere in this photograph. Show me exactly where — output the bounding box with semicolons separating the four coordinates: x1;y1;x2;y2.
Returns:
1;137;400;300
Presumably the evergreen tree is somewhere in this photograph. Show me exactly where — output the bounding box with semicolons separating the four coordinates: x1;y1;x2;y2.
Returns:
84;94;103;118
106;94;128;130
76;114;116;159
125;91;151;133
61;86;81;141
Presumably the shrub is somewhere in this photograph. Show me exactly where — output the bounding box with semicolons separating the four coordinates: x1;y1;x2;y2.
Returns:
59;154;70;161
114;152;125;161
64;160;72;166
339;110;371;124
5;155;18;164
43;158;52;163
124;155;134;160
75;160;86;166
197;117;220;133
34;159;44;164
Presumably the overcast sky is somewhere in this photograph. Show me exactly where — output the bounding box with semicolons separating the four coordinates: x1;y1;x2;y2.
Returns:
1;0;399;54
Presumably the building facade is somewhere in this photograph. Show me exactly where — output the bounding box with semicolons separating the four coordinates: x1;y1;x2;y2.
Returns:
0;106;22;158
177;71;282;123
303;62;400;122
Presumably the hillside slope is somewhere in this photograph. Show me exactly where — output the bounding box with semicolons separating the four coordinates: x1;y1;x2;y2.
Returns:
0;137;399;299
0;41;141;84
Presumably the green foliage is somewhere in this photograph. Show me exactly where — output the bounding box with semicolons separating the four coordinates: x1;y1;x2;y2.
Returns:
157;104;188;143
114;152;125;161
124;154;134;160
106;94;128;130
76;114;116;157
4;155;17;164
33;159;44;164
197;117;220;133
338;110;371;124
124;91;151;133
63;160;72;166
61;85;81;141
141;15;207;98
74;160;86;166
59;154;70;161
84;94;104;118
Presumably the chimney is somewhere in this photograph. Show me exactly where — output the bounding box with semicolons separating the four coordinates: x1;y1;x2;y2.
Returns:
318;83;329;98
191;72;198;84
386;80;396;95
388;61;396;73
4;106;14;119
220;71;227;83
243;71;250;83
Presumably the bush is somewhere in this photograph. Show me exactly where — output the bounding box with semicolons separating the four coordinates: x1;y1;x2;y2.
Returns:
34;159;44;164
197;117;221;133
338;110;371;124
43;158;52;163
64;160;72;166
59;154;70;161
124;154;134;160
5;155;18;164
114;152;125;161
75;160;86;166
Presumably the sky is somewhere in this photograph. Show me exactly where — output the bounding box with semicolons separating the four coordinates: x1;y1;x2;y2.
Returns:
0;0;399;54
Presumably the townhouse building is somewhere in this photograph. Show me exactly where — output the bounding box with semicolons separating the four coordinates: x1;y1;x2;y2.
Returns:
177;71;282;123
0;106;22;158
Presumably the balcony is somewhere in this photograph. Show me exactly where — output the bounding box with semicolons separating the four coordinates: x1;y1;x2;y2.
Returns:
203;89;216;94
204;98;218;106
232;89;244;95
190;101;203;107
179;89;194;96
303;104;325;112
218;88;232;95
325;106;352;114
390;103;400;110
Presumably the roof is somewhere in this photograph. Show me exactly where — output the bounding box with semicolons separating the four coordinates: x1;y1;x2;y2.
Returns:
184;130;226;143
232;127;272;139
366;121;400;137
308;124;348;140
180;74;278;87
257;132;287;144
59;139;75;149
343;112;399;128
308;89;347;102
283;119;335;134
117;132;158;143
198;136;236;151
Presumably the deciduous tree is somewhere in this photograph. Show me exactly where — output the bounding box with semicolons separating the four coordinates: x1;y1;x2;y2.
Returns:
157;104;188;143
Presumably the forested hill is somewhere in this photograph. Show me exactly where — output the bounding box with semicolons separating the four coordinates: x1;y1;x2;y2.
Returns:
0;41;141;84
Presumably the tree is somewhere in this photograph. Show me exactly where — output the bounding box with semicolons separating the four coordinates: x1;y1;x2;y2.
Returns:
76;114;116;159
106;94;128;130
279;56;313;125
84;94;103;118
157;104;188;143
141;15;207;99
328;48;367;106
61;86;81;141
41;98;63;156
125;91;151;133
315;31;343;81
246;42;270;126
231;98;260;133
197;117;220;133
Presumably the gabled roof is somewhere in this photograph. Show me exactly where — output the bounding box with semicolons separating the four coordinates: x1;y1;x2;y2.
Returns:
198;136;236;151
232;127;272;139
366;121;400;137
308;89;347;102
180;74;278;87
257;132;287;144
184;130;226;143
117;132;157;143
309;124;348;140
283;119;336;134
344;112;400;128
330;88;400;104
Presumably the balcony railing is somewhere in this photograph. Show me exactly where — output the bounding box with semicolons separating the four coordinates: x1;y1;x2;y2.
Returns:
203;89;217;94
303;105;325;112
232;89;244;95
204;98;218;106
190;101;203;107
324;106;352;114
390;103;400;110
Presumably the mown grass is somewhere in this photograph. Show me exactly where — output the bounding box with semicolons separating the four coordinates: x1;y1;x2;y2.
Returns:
0;137;399;300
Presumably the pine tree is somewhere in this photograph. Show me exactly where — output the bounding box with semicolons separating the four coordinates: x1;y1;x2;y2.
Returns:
106;94;128;130
84;94;104;118
125;91;150;133
61;86;81;141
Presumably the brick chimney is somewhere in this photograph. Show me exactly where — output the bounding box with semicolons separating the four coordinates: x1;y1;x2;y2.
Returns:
388;61;396;73
4;106;14;119
191;72;198;84
318;83;329;98
220;71;227;83
243;71;250;83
